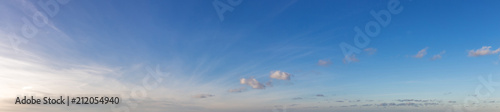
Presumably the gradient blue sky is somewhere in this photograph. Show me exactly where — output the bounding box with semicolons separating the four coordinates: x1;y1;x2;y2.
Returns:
1;0;500;112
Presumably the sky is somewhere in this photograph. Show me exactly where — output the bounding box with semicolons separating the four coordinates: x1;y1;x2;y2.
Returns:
1;0;500;112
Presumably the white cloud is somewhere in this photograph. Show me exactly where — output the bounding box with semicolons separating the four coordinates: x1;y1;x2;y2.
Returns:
240;77;265;89
468;46;500;57
317;59;332;66
431;51;446;60
270;71;291;80
413;47;428;58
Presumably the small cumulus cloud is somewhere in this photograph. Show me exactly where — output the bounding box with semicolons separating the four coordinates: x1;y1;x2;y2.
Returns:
317;59;332;66
270;71;291;80
192;94;214;99
364;48;377;55
468;46;500;57
431;51;446;60
413;47;428;58
240;77;266;89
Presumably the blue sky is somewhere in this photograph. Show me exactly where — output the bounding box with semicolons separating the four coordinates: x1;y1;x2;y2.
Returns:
1;0;500;112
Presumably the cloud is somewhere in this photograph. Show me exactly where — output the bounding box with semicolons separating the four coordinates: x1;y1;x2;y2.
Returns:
468;46;500;57
240;77;266;89
228;87;247;93
342;54;359;64
192;94;214;99
316;94;325;97
431;51;446;60
270;71;291;80
364;48;377;55
317;59;332;66
413;47;428;58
